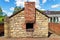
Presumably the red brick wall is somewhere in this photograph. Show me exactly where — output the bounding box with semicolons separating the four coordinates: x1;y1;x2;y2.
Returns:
49;23;60;35
24;2;35;23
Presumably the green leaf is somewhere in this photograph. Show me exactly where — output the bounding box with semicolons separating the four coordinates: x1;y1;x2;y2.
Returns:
13;6;21;14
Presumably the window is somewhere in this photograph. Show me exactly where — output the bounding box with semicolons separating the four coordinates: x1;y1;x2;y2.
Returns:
53;17;55;22
50;17;52;22
49;17;58;23
26;23;34;32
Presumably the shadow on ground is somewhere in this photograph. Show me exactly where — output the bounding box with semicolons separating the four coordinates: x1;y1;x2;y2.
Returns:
0;32;4;37
48;32;53;37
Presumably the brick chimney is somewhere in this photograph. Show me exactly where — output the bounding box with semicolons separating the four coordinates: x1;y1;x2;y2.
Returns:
24;2;35;23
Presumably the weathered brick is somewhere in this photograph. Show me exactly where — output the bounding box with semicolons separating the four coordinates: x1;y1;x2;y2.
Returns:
25;2;35;23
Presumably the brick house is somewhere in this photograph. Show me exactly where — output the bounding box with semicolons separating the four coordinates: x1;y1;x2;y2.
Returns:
4;2;48;37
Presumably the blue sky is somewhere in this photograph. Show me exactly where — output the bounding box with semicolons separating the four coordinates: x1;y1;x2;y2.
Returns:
0;0;60;16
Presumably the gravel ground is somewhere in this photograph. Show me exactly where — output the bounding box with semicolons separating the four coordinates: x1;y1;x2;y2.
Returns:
0;37;60;40
0;31;60;40
0;33;60;40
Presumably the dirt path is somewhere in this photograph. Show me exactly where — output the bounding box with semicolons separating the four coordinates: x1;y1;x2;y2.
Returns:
0;34;60;40
0;32;60;40
0;37;60;40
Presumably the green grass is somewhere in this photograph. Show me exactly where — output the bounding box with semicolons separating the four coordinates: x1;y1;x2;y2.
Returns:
0;16;5;23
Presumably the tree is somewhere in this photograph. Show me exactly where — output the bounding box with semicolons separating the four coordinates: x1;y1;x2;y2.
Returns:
0;7;7;16
0;7;3;16
13;6;21;14
0;6;7;22
3;12;7;16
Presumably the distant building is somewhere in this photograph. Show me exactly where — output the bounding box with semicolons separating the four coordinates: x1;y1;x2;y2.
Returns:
45;11;60;23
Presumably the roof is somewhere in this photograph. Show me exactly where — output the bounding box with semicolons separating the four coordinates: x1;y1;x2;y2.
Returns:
44;11;60;15
9;8;49;18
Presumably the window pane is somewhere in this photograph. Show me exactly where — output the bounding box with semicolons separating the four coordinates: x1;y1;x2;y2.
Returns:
57;17;58;23
50;17;52;22
54;17;55;22
56;17;58;23
52;17;54;22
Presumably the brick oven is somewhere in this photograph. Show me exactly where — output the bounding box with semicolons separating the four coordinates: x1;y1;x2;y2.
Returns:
4;2;48;37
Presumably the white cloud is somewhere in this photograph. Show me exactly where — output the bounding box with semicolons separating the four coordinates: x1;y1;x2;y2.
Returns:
10;7;14;11
15;0;41;9
5;0;9;2
40;9;45;10
2;9;12;16
15;0;27;7
42;0;47;4
2;9;7;14
51;4;60;8
7;12;12;16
